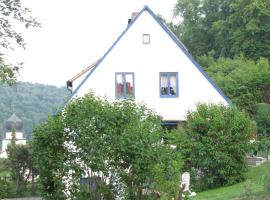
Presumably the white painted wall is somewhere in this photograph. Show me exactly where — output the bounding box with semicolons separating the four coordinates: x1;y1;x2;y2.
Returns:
72;10;229;121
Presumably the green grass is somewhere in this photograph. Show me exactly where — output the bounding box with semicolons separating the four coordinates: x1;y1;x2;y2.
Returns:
193;162;270;200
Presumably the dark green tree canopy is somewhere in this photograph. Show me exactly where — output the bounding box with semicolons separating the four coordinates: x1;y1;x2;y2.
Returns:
198;55;270;113
174;0;270;60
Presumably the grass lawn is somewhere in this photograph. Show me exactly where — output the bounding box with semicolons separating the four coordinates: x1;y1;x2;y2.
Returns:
193;161;270;200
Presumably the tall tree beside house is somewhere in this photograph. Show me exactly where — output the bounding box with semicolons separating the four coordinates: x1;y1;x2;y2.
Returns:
173;0;270;60
0;0;40;85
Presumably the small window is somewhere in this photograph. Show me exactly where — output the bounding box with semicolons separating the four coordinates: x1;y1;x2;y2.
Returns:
160;72;178;98
142;34;150;44
116;72;135;99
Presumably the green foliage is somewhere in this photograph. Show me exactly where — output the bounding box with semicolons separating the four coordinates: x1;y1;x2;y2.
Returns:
0;0;40;84
6;143;37;197
33;92;183;199
152;145;183;199
194;162;270;200
0;82;70;141
173;0;270;60
254;103;270;137
181;104;252;191
198;55;270;113
0;179;10;198
249;137;270;157
32;115;67;200
0;158;8;174
0;61;21;86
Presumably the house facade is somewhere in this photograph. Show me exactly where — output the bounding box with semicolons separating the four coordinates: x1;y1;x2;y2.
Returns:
67;5;231;122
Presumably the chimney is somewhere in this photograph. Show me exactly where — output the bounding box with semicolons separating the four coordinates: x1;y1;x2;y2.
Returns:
128;12;139;25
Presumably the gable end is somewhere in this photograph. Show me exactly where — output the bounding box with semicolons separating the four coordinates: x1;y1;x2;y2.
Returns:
71;5;232;105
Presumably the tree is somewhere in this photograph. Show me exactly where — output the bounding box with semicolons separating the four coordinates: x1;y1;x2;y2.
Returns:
180;104;252;191
6;143;31;196
5;130;38;197
254;103;270;137
198;55;270;113
33;93;183;199
173;0;270;60
32;115;67;200
0;0;40;85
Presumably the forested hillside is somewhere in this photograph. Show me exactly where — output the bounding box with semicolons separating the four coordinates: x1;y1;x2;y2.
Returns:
0;82;70;140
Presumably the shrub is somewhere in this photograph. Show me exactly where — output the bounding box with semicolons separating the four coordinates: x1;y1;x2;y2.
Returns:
33;93;183;199
181;104;252;191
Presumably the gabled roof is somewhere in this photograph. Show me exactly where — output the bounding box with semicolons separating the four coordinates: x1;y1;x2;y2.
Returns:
68;5;232;105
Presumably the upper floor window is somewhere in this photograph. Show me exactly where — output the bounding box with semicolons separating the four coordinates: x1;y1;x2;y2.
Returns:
142;34;150;44
116;72;135;99
160;72;178;98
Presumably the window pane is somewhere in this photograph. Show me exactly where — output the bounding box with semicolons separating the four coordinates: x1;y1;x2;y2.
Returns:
169;74;177;95
161;74;168;95
125;74;134;98
116;74;123;97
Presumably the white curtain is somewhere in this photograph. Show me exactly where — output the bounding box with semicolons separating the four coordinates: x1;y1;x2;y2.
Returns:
170;75;177;94
161;75;168;87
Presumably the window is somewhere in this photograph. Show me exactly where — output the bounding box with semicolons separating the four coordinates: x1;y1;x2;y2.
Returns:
116;73;135;99
142;34;150;44
160;72;178;98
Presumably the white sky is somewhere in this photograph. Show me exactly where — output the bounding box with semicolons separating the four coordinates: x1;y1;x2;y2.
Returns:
3;0;177;87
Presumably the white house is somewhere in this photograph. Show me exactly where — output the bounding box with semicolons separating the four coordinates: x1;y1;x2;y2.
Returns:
66;5;231;123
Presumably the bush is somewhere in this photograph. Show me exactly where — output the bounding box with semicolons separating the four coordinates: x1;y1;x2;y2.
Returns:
181;104;252;191
33;93;183;199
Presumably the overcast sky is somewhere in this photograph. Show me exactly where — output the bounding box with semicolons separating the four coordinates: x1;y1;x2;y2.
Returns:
4;0;177;87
